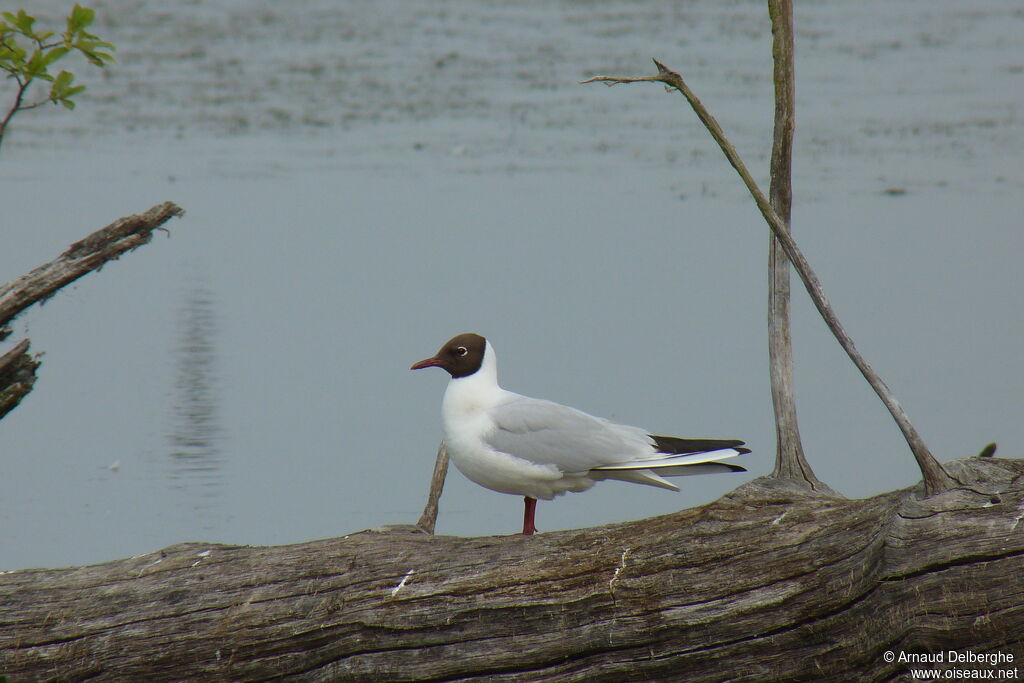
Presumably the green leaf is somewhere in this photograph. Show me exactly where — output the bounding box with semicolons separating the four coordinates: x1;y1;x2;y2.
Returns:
52;69;74;92
41;45;70;68
0;37;16;61
25;47;45;76
67;4;95;33
1;12;20;30
73;37;115;66
53;79;85;110
0;37;26;68
48;70;87;104
4;9;36;37
49;69;77;100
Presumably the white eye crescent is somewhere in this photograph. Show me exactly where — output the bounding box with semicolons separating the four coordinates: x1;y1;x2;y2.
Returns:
456;346;468;356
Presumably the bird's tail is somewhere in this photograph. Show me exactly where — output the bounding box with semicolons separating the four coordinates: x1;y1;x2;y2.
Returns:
590;443;749;491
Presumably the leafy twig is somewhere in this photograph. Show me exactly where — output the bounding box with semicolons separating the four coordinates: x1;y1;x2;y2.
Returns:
0;4;116;153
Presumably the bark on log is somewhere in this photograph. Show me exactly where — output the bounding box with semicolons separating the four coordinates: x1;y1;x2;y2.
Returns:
2;457;1021;681
0;339;38;420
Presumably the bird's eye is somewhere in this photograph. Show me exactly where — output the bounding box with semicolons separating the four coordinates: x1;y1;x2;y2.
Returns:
456;346;468;357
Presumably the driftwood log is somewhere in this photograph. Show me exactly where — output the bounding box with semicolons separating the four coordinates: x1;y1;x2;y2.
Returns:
2;457;1021;681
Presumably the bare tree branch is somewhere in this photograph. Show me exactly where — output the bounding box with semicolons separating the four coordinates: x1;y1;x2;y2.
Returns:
0;202;185;421
765;0;830;491
0;201;185;332
416;440;450;533
582;61;956;496
0;74;31;154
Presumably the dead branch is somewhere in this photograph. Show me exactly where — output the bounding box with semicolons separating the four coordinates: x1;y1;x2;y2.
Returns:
0;201;185;333
765;0;829;491
1;458;1020;680
582;61;956;497
416;440;450;533
0;338;38;420
0;201;184;422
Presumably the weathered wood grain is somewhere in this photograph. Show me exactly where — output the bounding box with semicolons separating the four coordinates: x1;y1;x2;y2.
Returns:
2;458;1021;681
416;441;450;534
766;0;830;492
0;339;38;420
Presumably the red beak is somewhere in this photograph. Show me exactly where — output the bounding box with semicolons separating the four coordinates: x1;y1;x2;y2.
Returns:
411;356;443;370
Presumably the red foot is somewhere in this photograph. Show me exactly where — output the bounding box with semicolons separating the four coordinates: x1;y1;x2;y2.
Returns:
522;496;538;535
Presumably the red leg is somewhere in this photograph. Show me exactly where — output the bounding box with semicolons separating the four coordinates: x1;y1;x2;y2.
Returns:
522;496;538;535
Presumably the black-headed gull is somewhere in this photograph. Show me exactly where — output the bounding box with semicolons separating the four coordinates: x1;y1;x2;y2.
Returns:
412;333;750;535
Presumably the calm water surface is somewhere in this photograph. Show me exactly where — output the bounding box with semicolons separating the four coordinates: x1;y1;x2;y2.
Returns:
1;0;1021;569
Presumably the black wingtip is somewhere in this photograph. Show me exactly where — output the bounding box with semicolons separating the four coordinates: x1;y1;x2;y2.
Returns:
723;463;748;473
649;435;748;455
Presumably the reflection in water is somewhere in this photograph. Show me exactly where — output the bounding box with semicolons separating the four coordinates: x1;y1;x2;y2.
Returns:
166;287;223;516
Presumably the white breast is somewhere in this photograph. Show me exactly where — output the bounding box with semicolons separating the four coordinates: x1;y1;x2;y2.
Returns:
440;370;592;500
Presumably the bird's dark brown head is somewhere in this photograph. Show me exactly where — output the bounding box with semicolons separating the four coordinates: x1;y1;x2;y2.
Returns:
411;333;487;379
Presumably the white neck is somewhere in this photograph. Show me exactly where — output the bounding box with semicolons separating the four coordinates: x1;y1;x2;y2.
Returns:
442;340;504;416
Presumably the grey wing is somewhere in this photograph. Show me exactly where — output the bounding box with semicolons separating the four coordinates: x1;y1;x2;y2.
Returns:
484;396;652;473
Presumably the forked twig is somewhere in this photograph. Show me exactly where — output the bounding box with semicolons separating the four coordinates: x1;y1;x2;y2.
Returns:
582;60;956;496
